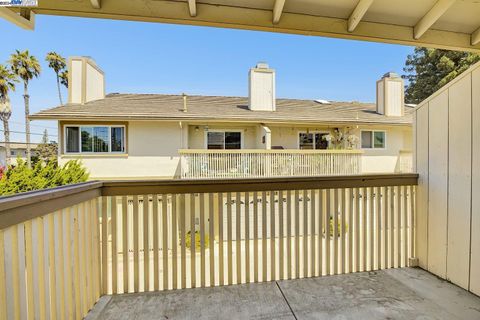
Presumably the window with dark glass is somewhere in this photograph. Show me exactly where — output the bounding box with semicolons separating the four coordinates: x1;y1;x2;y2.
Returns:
65;125;125;153
361;130;385;149
299;132;329;150
207;131;242;149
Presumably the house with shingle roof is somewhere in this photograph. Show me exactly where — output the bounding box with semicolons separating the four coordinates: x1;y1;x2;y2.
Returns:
31;57;413;180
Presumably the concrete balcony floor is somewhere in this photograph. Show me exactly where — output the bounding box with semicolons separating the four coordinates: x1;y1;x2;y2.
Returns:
87;268;480;320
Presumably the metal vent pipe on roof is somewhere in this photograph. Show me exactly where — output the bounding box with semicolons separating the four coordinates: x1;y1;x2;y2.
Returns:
182;93;188;112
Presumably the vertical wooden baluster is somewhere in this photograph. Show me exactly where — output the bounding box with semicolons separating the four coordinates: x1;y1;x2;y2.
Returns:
236;192;242;284
333;189;338;275
64;209;73;319
325;189;331;276
9;225;21;320
271;191;276;281
200;193;206;287
279;190;284;280
262;191;268;282
144;195;150;292
318;190;323;276
0;230;6;320
245;192;250;283
153;195;159;291
47;212;57;320
355;188;360;273
390;186;395;268
208;194;215;287
310;189;316;277
362;187;367;272
383;187;388;269
303;190;308;278
111;197;118;295
348;189;353;274
396;186;401;268
286;190;292;280
25;220;35;320
55;211;65;320
87;203;95;308
253;192;259;283
227;193;233;286
403;186;408;267
375;187;381;270
294;190;300;279
162;195;169;290
190;194;196;288
133;196;140;292
369;187;374;271
73;206;81;320
94;199;101;301
34;217;46;320
180;194;186;289
218;193;224;286
122;196;129;293
78;202;88;317
101;198;108;294
341;189;346;274
171;195;178;290
409;186;415;265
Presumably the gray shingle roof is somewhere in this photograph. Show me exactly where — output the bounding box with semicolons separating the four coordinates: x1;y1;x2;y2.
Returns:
30;94;413;126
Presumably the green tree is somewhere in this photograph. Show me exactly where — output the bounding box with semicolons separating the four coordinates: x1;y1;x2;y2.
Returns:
9;50;41;168
36;129;58;162
45;52;67;105
0;64;18;166
60;69;68;88
403;47;480;104
0;159;89;196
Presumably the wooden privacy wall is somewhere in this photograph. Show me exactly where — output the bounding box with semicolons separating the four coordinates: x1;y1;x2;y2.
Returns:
414;61;480;295
99;187;415;294
0;199;101;320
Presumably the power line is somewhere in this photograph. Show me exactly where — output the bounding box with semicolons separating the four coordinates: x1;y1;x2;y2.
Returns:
9;121;58;130
0;129;58;137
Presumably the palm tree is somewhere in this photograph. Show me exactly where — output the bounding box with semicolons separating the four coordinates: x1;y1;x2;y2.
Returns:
9;50;41;168
0;64;18;166
45;52;67;105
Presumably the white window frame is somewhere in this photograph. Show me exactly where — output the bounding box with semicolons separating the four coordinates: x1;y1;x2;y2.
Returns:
64;124;126;154
360;130;387;150
297;130;330;150
204;129;244;149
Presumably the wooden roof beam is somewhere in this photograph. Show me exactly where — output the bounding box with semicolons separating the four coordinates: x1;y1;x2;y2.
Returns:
90;0;101;9
414;0;456;39
348;0;374;32
0;7;34;30
188;0;197;17
273;0;286;24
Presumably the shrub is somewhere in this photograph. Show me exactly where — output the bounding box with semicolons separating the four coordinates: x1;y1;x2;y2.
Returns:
323;215;348;237
185;230;210;251
0;159;89;196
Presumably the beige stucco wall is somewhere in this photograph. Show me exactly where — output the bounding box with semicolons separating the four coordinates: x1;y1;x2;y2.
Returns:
59;121;184;179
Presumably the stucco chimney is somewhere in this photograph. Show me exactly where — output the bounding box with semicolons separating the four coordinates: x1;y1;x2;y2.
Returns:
248;62;276;111
376;72;404;116
68;56;105;104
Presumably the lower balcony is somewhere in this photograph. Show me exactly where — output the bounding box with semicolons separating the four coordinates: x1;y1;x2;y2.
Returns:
0;174;479;319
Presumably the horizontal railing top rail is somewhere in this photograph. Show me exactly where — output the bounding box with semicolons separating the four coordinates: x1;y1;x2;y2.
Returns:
0;173;418;230
179;149;364;154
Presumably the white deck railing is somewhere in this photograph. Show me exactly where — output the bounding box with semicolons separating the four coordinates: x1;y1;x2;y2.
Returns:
179;149;364;179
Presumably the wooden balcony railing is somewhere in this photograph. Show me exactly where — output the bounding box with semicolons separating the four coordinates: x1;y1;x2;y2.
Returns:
179;149;363;179
0;174;417;319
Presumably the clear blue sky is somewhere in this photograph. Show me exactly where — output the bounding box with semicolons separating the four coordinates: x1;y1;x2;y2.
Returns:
0;15;414;143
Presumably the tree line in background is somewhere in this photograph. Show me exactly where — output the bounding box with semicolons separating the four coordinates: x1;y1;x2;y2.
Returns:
403;47;480;104
0;51;88;195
